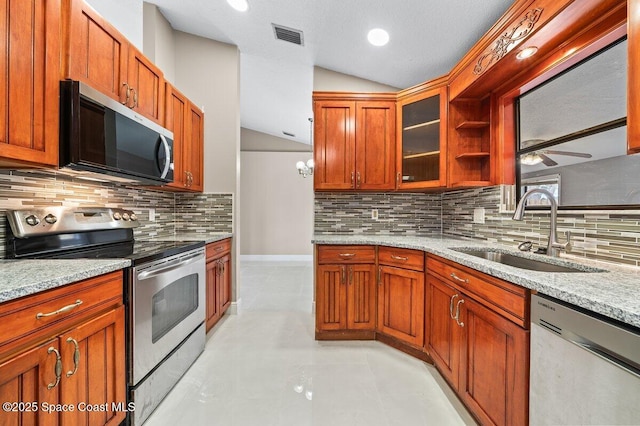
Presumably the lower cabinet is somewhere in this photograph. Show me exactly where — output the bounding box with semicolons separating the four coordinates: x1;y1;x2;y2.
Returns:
206;238;232;332
377;247;425;348
426;255;529;426
0;271;126;426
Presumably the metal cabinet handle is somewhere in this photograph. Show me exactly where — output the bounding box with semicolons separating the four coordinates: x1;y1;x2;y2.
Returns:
455;299;465;327
391;255;408;261
450;272;469;284
184;171;190;187
396;172;401;186
378;266;382;285
121;82;130;105
129;88;138;109
351;172;355;189
356;172;361;188
449;294;459;319
37;300;83;319
66;338;80;378
349;266;353;284
339;253;356;258
341;266;346;285
47;347;62;390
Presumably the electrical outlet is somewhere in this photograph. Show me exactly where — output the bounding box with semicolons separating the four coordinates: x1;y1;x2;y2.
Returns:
371;209;379;220
473;207;485;224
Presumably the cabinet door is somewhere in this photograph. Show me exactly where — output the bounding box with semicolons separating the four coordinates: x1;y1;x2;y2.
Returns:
355;101;396;190
458;296;529;426
396;86;447;189
426;275;461;388
218;254;232;315
165;84;187;189
206;259;221;332
346;264;376;330
65;0;128;103
0;339;59;426
315;264;347;331
377;266;424;346
60;306;126;426
185;102;204;192
313;100;356;190
127;46;164;124
0;0;60;166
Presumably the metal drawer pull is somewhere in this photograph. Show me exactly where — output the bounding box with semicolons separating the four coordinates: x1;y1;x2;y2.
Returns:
349;266;353;284
356;171;361;188
455;299;465;327
37;300;83;319
449;294;459;319
66;338;80;378
391;255;408;261
121;82;130;105
378;266;382;285
341;266;346;284
47;347;62;390
339;253;356;258
450;273;469;284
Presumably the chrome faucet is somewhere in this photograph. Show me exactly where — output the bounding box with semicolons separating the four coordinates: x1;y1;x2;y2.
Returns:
512;188;571;257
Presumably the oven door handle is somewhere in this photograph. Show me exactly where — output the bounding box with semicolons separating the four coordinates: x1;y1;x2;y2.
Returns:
137;252;203;281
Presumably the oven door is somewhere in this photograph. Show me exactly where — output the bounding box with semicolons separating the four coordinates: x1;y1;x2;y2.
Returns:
132;248;205;385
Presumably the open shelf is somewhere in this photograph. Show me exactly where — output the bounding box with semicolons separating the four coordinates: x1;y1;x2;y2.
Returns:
404;119;440;131
455;152;490;159
403;150;440;159
456;121;490;130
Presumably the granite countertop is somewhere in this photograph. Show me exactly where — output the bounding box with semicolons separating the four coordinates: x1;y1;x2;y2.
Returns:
312;234;640;329
162;233;233;245
0;258;131;303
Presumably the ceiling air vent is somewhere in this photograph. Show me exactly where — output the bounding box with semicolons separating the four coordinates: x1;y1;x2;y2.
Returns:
272;24;304;46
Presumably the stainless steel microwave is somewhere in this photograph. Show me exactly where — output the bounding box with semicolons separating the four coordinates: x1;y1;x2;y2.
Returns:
59;80;174;185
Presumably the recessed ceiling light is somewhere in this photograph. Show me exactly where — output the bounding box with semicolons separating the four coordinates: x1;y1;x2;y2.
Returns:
367;28;389;47
516;46;538;60
227;0;248;12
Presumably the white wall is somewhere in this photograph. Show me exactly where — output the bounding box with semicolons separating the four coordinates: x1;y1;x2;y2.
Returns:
313;66;399;92
85;0;143;49
142;3;175;82
240;151;313;256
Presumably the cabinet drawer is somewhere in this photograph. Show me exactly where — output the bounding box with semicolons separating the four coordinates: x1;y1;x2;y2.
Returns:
427;255;528;327
317;245;376;264
207;238;232;259
378;246;424;271
0;271;123;356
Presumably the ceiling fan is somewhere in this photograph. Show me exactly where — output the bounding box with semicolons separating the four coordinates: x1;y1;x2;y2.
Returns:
520;139;592;166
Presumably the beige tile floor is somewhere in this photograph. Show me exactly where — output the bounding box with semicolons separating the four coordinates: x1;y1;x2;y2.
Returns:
144;260;475;425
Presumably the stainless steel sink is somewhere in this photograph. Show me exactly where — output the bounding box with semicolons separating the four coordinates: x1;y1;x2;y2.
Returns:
453;249;605;273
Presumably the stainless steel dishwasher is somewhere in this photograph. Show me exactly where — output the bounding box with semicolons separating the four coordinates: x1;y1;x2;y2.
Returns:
530;294;640;425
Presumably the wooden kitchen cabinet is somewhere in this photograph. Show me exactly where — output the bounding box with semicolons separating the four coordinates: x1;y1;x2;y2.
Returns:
313;95;396;191
0;271;126;426
396;81;448;190
315;245;376;337
64;0;164;124
0;0;61;167
377;247;425;347
426;255;529;426
206;239;232;332
164;84;204;192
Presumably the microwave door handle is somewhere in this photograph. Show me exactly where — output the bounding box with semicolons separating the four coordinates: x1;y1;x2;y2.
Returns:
137;252;202;281
159;134;171;179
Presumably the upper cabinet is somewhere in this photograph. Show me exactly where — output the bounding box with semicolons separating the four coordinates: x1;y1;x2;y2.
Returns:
0;0;61;167
396;82;447;190
64;0;165;124
313;94;396;191
629;0;640;153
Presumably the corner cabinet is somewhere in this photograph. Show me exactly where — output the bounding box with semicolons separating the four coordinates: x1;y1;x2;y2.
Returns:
315;245;376;337
313;94;396;191
206;239;232;332
426;255;529;426
396;82;448;190
0;271;126;426
0;0;61;167
165;83;204;192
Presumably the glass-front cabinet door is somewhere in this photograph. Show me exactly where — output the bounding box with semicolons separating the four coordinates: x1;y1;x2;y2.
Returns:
396;85;447;189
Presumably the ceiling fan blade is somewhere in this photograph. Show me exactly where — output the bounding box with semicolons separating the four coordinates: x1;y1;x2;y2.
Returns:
539;154;558;166
543;150;592;158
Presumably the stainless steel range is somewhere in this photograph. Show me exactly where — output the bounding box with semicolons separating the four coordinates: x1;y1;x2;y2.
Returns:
6;207;206;425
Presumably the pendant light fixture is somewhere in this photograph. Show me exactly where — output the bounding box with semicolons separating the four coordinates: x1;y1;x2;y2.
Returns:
296;118;314;178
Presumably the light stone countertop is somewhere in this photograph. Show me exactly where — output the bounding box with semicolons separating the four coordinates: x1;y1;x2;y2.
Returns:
0;259;131;303
165;233;233;245
312;234;640;329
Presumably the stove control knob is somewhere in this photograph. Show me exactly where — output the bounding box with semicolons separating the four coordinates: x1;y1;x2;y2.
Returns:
44;214;57;224
113;212;122;220
122;213;130;221
130;213;138;221
25;215;40;226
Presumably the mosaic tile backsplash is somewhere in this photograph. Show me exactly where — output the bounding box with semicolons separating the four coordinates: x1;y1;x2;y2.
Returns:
0;170;233;258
